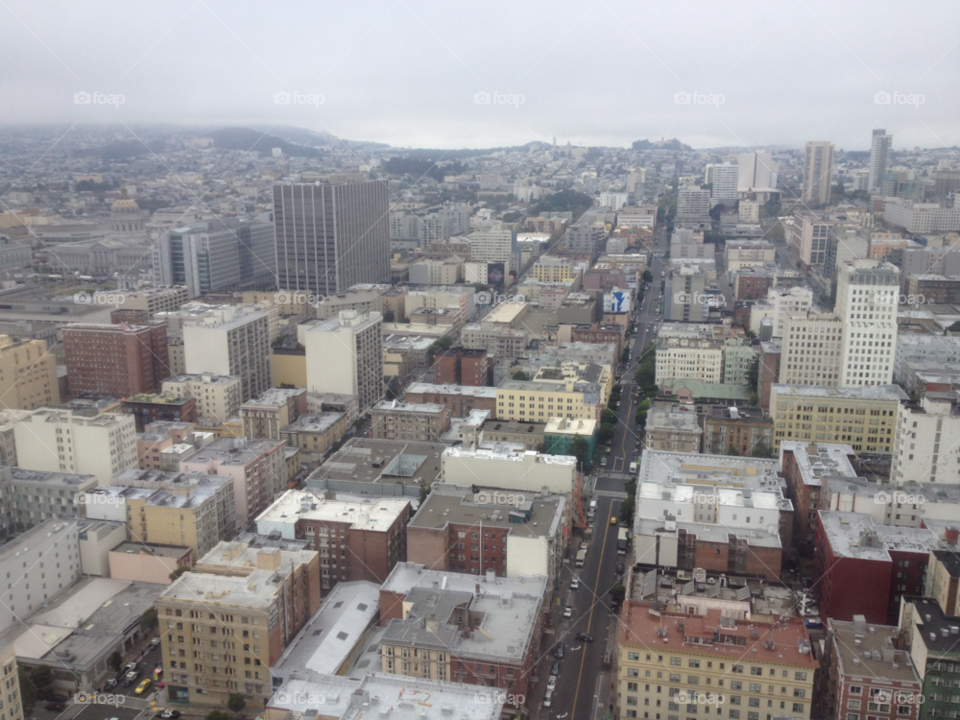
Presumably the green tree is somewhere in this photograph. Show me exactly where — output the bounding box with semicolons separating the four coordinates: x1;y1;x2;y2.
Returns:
108;651;123;672
746;357;760;389
642;270;653;283
749;392;759;407
18;668;36;712
597;423;615;443
169;566;190;582
751;443;776;459
601;408;618;426
620;494;635;525
727;445;741;456
569;436;590;467
609;582;627;606
511;371;529;380
30;665;52;689
621;348;630;364
228;694;246;714
141;607;158;632
205;711;234;720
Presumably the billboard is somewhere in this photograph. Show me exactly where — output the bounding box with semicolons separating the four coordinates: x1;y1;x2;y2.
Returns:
604;289;631;313
487;262;505;286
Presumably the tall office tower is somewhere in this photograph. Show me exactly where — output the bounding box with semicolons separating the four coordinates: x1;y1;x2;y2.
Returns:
302;310;384;413
779;311;844;386
152;217;277;299
675;186;712;221
273;176;390;296
704;163;739;204
801;141;834;206
63;322;170;396
868;129;892;193
836;259;900;386
737;151;779;194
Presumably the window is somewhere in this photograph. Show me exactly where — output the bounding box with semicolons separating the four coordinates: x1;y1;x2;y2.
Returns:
670;657;682;666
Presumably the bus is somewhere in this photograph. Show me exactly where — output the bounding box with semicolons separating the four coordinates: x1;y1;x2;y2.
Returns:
617;527;629;555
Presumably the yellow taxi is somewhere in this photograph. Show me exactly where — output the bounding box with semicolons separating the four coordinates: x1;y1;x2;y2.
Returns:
135;678;152;695
610;516;618;526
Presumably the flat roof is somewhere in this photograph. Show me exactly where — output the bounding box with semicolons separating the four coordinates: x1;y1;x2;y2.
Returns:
634;517;782;549
779;442;857;488
771;384;909;401
406;382;498;398
257;490;410;533
410;485;565;538
829;618;920;683
308;438;445;489
110;541;190;558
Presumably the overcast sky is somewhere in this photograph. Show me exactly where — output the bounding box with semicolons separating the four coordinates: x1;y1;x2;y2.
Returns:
1;0;958;151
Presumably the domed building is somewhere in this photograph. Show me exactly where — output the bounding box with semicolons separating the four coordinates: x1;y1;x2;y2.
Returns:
110;194;145;233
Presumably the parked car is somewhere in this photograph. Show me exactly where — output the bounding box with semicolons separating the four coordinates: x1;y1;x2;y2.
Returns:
571;577;580;591
161;710;182;719
547;675;557;690
563;606;573;619
149;637;161;650
610;516;618;526
551;661;561;676
554;643;564;659
124;671;139;686
616;562;625;574
542;691;553;709
576;632;594;642
104;678;118;691
154;666;163;676
579;542;588;551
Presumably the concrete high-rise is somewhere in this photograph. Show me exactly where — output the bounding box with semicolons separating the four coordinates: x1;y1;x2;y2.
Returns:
868;129;892;193
737;150;779;200
0;335;60;410
273;176;390;296
704;162;738;204
801;141;834;206
836;259;900;386
301;310;384;414
63;322;170;397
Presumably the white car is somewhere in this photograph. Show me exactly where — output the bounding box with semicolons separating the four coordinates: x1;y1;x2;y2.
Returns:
548;675;558;690
571;577;580;591
563;606;573;619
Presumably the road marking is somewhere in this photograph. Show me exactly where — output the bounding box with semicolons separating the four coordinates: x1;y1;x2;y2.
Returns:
571;504;613;720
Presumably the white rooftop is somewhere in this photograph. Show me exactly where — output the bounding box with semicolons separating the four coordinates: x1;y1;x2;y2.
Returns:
257;489;410;533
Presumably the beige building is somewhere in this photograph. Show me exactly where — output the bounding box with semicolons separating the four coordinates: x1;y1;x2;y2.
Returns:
155;541;321;708
0;335;60;410
779;312;843;386
108;541;193;584
644;402;703;453
769;384;906;453
617;601;818;720
302;310;383;414
496;379;601;423
279;413;350;458
531;256;577;282
371;401;450;442
13;409;137;482
0;640;24;720
161;373;242;423
106;285;189;315
240;387;307;440
925;549;960;616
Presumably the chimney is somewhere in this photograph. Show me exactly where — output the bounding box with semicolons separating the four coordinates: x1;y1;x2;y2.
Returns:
945;526;959;547
852;615;866;634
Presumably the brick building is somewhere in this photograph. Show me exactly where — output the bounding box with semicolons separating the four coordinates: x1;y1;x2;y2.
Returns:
121;393;198;432
758;340;781;411
433;347;490;386
702;405;773;455
370;400;449;442
63;322;170;397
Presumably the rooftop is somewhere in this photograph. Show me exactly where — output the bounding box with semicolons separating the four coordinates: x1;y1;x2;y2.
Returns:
634;516;783;549
257;490;410;533
307;438;444;491
779;442;858;488
4;467;96;487
819;511;947;561
110;541;190;559
406;382;498;399
410;484;565;538
241;387;305;408
182;436;284;466
771;384;910;402
829;617;920;683
372;400;446;415
902;596;960;655
281;412;347;434
647;403;702;431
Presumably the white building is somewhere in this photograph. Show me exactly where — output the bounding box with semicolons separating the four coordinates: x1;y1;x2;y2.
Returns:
676;186;712;221
766;286;815;338
868;129;892;193
705;163;739;204
894;334;960;384
463;226;515;273
801;141;834;206
600;192;629;209
655;336;724;385
884;201;960;234
836;259;900;386
724;240;776;272
737;151;779;199
161;373;242;423
301;310;383;414
739;200;760;224
892;392;960;485
179;305;273;402
0;520;82;633
13;410;137;482
440;445;575;495
779;312;844;386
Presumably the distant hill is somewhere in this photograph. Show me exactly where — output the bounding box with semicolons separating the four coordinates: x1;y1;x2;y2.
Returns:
632;138;691;152
248;124;335;147
211;127;324;157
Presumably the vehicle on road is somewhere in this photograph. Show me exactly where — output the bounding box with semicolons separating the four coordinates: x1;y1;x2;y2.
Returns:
45;703;66;712
576;632;594;642
149;637;161;650
579;541;588;551
616;562;625;575
135;678;152;695
124;661;138;672
554;643;564;659
154;665;163;676
124;671;139;685
104;678;118;691
610;516;618;526
543;689;554;708
161;710;182;719
599;457;607;467
629;461;638;474
575;548;586;567
617;527;629;554
571;577;580;591
563;606;573;618
547;675;557;690
551;660;561;676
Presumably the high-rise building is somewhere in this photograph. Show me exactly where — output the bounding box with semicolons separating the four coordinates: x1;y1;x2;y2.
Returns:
704;162;738;204
463;225;515;272
273;177;390;296
891;393;960;485
780;311;844;386
836;259;899;386
13;409;138;482
801;141;834;206
161;373;242;423
0;335;60;410
153;218;276;299
675;186;712;221
301;310;383;413
868;129;893;193
0;639;24;720
737;150;779;200
63;322;170;397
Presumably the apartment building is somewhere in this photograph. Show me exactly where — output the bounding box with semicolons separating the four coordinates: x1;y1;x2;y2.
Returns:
302;310;383;414
779;312;844;386
702;405;773;456
63;322;170;397
725;240;776;272
891;392;960;485
531;256;577;282
378;563;547;718
836;259;900;387
463;226;515;273
137;421;204;471
408;259;462;285
819;616;922;720
433;347;490;386
240;387;307;440
791;212;834;266
156;540;321;708
801;140;834;206
884;201;960;233
0;335;59;410
279;413;349;459
256;490;410;593
13;409;137;482
440;444;575;494
644;403;702;452
371;401;450;442
898;596;960;720
676;186;712;221
924;549;960;616
769;384;906;453
617;601;817;720
161;374;243;423
0;467;97;534
121;393;198;432
405;382;497;417
180;437;285;528
495;378;601;423
655;335;723;386
0;640;23;720
460;323;529;359
106;285;189;315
